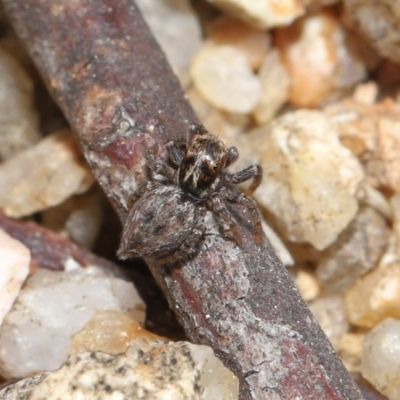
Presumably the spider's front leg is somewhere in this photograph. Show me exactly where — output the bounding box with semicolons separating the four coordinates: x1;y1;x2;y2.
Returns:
146;151;176;181
174;205;206;261
208;193;242;247
225;164;262;195
226;146;239;167
225;190;263;245
166;141;186;168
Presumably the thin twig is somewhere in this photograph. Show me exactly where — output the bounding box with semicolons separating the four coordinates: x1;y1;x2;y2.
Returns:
3;0;365;398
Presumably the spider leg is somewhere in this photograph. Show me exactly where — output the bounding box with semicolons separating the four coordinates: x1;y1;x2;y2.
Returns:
166;141;185;167
225;146;239;167
146;151;176;181
174;206;206;261
225;190;263;245
225;164;262;195
209;193;242;247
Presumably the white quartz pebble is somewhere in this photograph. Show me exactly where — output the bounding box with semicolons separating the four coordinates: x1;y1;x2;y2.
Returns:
0;266;145;379
361;318;400;400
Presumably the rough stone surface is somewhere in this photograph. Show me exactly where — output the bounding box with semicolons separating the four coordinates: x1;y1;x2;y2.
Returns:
1;339;239;400
0;229;30;326
207;16;270;70
190;44;261;113
70;310;165;355
0;47;41;161
345;0;400;64
252;49;290;125
361;318;400;400
206;0;306;29
247;110;364;250
41;190;103;249
0;373;50;400
186;86;251;141
345;261;400;328
316;207;390;293
0;267;145;379
295;268;321;302
325;96;400;192
0;130;95;218
275;11;366;107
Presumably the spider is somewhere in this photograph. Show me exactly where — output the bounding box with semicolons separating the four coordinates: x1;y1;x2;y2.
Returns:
117;124;262;261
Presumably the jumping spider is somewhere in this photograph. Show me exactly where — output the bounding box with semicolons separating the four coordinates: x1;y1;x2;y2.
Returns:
117;124;262;261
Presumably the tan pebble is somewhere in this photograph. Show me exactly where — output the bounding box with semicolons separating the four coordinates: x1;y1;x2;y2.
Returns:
326;97;400;192
190;44;261;113
252;49;290;125
247;110;364;250
345;0;400;64
0;130;94;218
71;310;166;355
316;206;390;293
207;16;270;70
338;332;364;374
361;318;400;400
205;0;305;29
345;262;400;328
352;82;378;105
275;11;366;107
295;269;320;302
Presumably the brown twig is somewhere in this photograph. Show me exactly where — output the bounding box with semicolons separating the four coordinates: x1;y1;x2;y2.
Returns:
3;0;365;398
0;212;124;277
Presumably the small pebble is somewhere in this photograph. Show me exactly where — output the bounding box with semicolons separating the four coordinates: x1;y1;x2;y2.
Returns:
295;268;321;302
361;318;400;400
0;229;30;326
70;310;165;355
252;49;290;125
205;0;305;29
135;0;202;86
0;267;145;378
338;332;364;373
207;16;270;70
247;110;364;250
345;0;400;64
2;339;239;400
326;96;400;191
190;44;261;113
0;47;41;161
345;261;400;328
316;207;390;293
41;190;103;249
275;11;366;107
0;130;95;218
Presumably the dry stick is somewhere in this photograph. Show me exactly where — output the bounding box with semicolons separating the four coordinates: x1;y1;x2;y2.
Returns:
3;1;365;399
0;212;124;277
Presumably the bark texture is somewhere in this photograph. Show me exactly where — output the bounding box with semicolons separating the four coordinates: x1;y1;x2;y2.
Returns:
3;0;365;398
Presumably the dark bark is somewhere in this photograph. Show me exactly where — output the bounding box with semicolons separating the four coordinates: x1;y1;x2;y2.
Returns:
0;212;123;277
3;0;365;398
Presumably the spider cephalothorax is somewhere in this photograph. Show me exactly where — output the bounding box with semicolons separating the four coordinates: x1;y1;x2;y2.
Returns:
117;124;263;261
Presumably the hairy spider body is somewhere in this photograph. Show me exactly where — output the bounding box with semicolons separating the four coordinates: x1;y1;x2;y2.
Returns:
118;124;262;261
